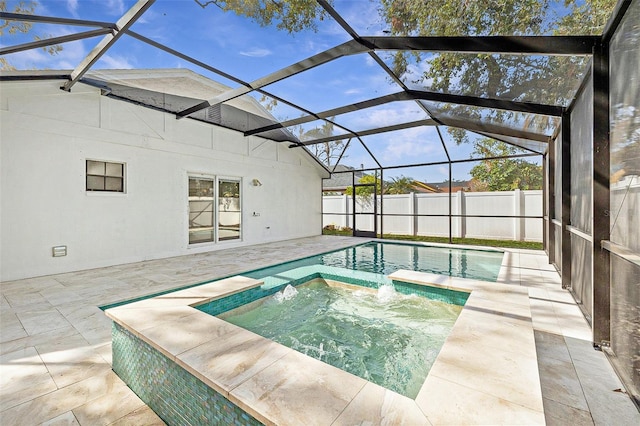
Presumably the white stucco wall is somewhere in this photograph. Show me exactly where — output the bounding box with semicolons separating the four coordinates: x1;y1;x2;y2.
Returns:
0;79;325;281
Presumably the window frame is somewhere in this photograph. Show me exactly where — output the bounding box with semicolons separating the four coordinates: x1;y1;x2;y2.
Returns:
86;159;126;193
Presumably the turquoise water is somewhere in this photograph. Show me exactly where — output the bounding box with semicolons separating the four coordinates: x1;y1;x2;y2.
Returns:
220;280;462;399
100;241;502;311
244;241;503;283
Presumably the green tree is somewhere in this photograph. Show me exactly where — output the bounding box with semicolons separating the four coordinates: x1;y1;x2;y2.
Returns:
298;118;346;168
260;88;346;168
195;0;616;146
345;174;382;197
385;175;415;194
1;0;63;70
194;0;329;32
379;0;616;144
469;139;542;191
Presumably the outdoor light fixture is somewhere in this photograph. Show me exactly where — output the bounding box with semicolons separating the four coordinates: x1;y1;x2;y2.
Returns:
251;179;262;186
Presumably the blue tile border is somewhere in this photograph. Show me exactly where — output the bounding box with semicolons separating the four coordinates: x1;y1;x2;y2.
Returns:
196;265;469;317
112;322;262;426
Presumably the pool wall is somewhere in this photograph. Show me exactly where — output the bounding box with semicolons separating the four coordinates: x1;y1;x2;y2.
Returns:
112;322;262;425
196;264;469;317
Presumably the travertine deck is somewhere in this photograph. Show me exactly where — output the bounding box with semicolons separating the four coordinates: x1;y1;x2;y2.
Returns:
1;236;639;425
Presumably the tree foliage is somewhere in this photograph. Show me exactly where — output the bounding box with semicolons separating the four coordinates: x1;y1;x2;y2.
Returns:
194;0;617;147
194;0;330;32
609;4;640;183
345;174;382;197
379;0;616;144
469;139;542;191
610;108;640;181
259;92;346;169
1;0;62;70
297;118;346;169
385;175;415;194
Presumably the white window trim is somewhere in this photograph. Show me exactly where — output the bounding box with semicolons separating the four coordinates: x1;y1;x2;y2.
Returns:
85;158;127;195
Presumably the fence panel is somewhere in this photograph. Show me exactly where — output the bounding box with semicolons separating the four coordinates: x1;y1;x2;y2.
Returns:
323;190;543;242
415;193;450;237
523;190;543;241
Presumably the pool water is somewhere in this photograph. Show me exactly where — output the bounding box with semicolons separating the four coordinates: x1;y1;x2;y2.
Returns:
100;241;503;311
244;241;504;283
219;279;463;399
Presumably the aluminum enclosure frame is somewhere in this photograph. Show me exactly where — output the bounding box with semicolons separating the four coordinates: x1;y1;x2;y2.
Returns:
1;1;638;403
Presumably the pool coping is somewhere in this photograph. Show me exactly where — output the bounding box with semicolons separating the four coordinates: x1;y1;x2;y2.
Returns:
105;271;545;425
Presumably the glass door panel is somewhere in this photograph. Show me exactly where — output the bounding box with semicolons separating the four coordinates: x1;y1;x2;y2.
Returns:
218;179;241;241
353;183;377;237
189;177;214;244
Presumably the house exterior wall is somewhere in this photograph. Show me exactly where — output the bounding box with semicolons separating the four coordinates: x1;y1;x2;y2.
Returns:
0;80;325;281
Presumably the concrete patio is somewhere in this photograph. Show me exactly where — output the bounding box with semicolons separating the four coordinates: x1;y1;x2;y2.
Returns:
1;236;638;425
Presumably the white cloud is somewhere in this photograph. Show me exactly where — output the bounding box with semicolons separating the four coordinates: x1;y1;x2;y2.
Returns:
404;61;433;88
329;2;388;36
380;133;439;163
98;54;135;69
351;124;443;166
364;54;377;67
3;35;88;70
344;103;426;130
66;0;79;16
239;48;272;58
3;49;51;69
106;0;126;16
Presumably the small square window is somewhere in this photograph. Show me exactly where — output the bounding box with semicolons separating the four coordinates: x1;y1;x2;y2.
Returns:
86;160;125;192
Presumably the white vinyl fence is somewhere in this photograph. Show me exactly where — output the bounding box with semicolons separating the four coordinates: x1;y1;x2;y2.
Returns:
323;190;543;242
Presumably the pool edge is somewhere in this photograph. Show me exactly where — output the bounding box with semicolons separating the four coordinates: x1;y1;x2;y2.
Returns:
107;269;545;425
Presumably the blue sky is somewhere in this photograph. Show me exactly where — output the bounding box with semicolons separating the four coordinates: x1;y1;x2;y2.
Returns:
1;0;550;182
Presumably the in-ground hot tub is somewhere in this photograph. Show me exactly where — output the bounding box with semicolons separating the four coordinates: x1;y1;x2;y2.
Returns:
106;242;544;425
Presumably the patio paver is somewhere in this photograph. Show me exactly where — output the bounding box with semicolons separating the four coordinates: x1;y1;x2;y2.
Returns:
1;236;638;425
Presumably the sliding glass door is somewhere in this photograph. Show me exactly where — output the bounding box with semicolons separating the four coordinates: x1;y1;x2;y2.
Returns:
218;179;241;241
188;177;215;244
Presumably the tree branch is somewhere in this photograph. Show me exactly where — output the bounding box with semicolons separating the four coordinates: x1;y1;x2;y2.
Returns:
194;0;224;10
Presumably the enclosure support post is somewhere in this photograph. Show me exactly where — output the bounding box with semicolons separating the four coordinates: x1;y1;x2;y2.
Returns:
592;42;611;347
379;168;384;239
514;189;522;241
344;194;349;229
548;139;556;265
449;163;453;244
457;191;465;239
561;113;572;290
351;171;356;237
542;152;549;259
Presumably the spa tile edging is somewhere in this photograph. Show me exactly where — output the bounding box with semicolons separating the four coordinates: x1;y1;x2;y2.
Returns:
106;274;429;425
107;271;545;425
112;322;263;426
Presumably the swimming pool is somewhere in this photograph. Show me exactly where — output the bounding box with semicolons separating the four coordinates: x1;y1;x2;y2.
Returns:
100;241;503;311
242;241;504;284
106;240;546;425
